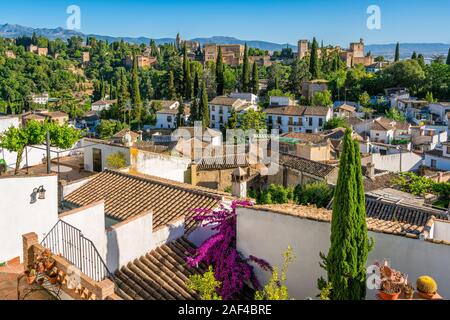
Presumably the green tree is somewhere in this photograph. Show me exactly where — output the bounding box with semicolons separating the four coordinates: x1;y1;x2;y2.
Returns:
227;108;238;130
255;246;294;301
193;71;200;98
187;266;222;300
358;92;371;108
311;90;333;107
425;91;437;103
106;152;127;169
319;129;373;300
183;43;193;99
199;82;210;127
411;51;417;60
167;70;177;100
250;61;259;95
96;119;128;139
385;108;406;122
177;100;185;127
239;109;267;132
309;38;320;79
216;46;225;96
294;182;334;208
288;58;311;98
394;42;400;62
417;54;425;69
190;98;199;123
0;120;81;174
241;43;250;92
131;51;142;126
447;48;450;65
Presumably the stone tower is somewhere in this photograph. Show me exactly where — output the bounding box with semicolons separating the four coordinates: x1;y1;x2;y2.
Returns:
297;40;309;59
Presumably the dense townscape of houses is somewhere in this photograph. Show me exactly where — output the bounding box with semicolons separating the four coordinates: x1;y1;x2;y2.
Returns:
0;32;450;303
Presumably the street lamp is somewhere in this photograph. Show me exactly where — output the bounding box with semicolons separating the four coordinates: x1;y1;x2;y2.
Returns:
37;185;46;199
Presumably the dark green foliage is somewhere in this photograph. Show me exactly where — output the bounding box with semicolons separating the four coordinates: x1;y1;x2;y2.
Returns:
254;184;294;205
447;48;450;65
250;61;259;95
395;42;400;62
241;43;250;92
319;129;373;300
216;46;224;96
199;82;209;127
294;182;334;208
309;38;320;79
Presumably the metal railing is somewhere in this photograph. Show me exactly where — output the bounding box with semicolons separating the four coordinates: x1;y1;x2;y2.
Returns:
41;220;112;282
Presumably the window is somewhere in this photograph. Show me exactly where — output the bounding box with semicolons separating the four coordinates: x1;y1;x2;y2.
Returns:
288;127;293;132
277;117;282;124
319;118;323;127
212;115;215;121
288;117;293;125
268;116;272;123
431;159;437;168
309;117;313;126
220;116;223;123
167;116;172;122
212;105;215;112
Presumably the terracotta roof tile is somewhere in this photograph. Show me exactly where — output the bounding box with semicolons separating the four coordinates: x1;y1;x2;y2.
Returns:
279;153;337;178
64;170;224;231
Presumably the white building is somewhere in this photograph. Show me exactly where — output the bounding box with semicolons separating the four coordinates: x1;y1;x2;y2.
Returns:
153;100;181;129
429;102;450;124
209;96;258;129
424;141;450;171
354;117;411;145
230;92;258;105
269;96;295;107
385;88;410;109
265;105;333;134
31;93;49;105
91;99;117;112
0;114;20;133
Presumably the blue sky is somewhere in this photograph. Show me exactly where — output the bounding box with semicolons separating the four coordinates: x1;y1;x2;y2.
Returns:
0;0;449;45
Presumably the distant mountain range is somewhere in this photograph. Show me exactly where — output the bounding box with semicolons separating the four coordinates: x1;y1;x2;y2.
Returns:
1;23;449;60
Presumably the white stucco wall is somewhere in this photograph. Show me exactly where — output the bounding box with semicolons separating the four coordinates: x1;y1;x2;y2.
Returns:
237;207;450;300
0;116;20;133
62;176;95;197
371;152;423;172
130;149;191;182
152;218;185;248
106;211;153;272
60;201;107;262
82;139;130;172
433;221;450;242
0;174;58;263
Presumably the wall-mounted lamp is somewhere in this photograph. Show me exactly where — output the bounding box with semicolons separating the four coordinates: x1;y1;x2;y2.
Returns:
37;185;46;199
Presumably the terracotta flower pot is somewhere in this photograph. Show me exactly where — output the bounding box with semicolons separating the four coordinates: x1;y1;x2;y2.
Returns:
47;275;58;285
45;261;55;270
379;290;401;300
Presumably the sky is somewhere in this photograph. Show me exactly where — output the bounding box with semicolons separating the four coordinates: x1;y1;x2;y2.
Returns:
0;0;449;46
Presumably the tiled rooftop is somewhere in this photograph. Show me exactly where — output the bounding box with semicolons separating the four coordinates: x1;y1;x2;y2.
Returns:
64;170;225;231
279;153;337;178
114;237;203;300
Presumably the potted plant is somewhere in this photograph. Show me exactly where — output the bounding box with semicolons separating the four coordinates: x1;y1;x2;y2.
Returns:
403;283;414;299
24;266;37;285
379;281;402;300
46;267;59;285
416;276;438;299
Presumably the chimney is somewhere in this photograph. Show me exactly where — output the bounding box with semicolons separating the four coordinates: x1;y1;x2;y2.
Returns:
231;167;248;198
366;163;375;179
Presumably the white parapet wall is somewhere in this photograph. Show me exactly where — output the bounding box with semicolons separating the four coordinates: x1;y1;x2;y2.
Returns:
152;217;185;248
237;206;450;300
371;152;423;172
0;174;59;263
106;211;153;273
59;201;108;262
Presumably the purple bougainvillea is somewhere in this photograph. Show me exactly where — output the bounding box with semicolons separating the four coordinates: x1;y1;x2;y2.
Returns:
187;200;271;300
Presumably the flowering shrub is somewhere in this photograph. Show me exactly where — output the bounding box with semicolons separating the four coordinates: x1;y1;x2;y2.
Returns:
187;200;270;300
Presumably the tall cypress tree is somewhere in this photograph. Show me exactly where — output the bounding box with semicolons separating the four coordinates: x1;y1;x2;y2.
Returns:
216;46;225;96
167;70;177;100
411;51;417;60
183;43;193;99
417;54;425;69
309;38;320;79
241;43;250;92
131;50;142;107
199;82;210;128
446;48;450;65
320;128;373;300
394;42;400;62
190;98;199;123
193;71;200;98
250;61;259;95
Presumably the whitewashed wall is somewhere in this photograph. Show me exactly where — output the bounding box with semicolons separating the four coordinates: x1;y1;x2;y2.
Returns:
60;201;107;262
0;174;58;263
82;139;130;172
62;176;95;197
0;116;20;133
130;149;191;182
152;218;185;248
106;211;153;272
237;207;450;300
371;152;423;172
